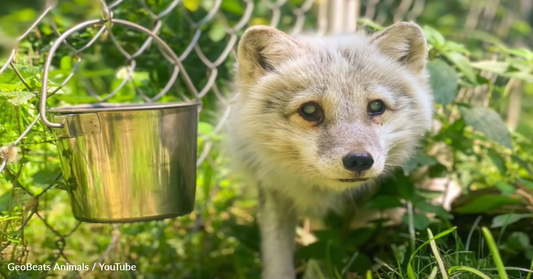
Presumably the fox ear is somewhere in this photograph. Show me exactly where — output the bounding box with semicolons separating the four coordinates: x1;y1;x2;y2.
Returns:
237;26;300;85
371;22;427;75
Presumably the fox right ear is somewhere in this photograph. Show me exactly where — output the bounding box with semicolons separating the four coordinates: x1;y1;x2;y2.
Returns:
370;22;428;75
237;26;300;85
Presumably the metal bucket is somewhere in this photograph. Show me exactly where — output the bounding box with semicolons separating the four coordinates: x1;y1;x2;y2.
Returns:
47;102;199;223
37;18;203;223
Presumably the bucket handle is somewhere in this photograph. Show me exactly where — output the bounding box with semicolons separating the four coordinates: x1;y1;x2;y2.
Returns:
40;18;201;129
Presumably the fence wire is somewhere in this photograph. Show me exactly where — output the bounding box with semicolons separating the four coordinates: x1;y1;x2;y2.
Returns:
0;0;320;276
0;0;530;277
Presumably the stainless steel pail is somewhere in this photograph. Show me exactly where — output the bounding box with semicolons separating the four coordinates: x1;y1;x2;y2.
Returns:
48;102;199;223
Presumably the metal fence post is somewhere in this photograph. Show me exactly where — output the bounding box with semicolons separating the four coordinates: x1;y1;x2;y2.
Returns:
321;0;360;35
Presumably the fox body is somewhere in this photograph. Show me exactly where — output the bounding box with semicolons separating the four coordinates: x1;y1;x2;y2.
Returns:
226;22;433;279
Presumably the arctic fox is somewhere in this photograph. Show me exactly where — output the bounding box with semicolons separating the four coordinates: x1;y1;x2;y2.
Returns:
226;22;433;279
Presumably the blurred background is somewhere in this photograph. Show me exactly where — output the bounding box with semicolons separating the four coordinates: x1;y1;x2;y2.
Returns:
1;0;533;278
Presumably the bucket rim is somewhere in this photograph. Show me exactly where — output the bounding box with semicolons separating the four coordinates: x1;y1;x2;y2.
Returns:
48;101;201;114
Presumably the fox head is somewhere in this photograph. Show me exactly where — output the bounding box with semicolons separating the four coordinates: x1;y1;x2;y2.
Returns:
232;22;433;191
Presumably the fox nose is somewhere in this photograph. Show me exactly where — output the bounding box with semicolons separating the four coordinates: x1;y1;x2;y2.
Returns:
342;152;374;171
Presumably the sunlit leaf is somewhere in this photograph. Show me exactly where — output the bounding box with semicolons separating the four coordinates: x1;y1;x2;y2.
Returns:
423;26;445;48
183;0;201;12
427;59;457;106
0;91;35;106
470;61;509;74
444;52;477;84
459;106;512;149
491;213;531;228
454;195;521;214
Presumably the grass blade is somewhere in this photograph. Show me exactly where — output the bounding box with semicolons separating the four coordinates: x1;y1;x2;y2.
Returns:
340;251;359;277
448;266;492;279
428;266;438;279
465;216;482;251
405;227;457;279
312;260;327;279
481;267;533;273
481;226;509;279
408;227;457;265
407;263;416;279
427;229;448;279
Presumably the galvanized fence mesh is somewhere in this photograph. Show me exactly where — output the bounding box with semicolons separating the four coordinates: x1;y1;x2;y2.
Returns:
0;0;320;276
0;0;530;277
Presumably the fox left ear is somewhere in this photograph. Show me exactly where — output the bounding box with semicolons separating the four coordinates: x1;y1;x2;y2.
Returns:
370;22;427;75
237;26;301;88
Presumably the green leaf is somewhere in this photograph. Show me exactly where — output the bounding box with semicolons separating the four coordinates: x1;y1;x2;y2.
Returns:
295;240;343;261
228;223;260;252
0;68;19;84
470;61;509;74
182;0;201;11
444;52;477;84
364;195;404;210
198;122;214;135
423;26;445;48
60;56;73;70
221;0;244;15
314;230;341;243
347;253;372;275
525;248;533;260
506;232;530;250
357;18;384;31
208;24;226;43
491;213;531;228
454;195;521;214
494;182;516;195
488;149;506;174
8;63;41;77
401;152;437;175
403;213;430;230
442;41;470;54
428;163;447;178
347;228;374;247
501;71;533;83
413;199;453;219
512;156;533;177
509;59;533;72
459;106;512;149
132;71;150;86
427;59;457;106
0;91;35;106
0;190;13;212
0;82;18;91
503;48;533;60
32;168;61;188
518;178;533;191
397;176;416;200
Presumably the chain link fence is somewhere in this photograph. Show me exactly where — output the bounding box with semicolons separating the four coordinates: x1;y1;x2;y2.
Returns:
0;1;321;277
0;0;531;278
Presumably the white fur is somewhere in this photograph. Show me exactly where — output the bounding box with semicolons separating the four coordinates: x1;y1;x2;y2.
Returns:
225;22;434;279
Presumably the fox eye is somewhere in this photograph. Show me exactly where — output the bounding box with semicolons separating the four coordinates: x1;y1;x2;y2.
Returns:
298;102;324;123
367;100;386;115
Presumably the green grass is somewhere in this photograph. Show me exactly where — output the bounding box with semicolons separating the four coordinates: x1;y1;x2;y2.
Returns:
299;198;533;279
2;2;533;279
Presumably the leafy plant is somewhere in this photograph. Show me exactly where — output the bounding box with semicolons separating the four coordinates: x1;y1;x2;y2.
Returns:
1;1;532;278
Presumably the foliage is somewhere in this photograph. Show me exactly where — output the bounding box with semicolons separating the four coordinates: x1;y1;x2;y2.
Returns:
1;0;533;278
289;17;533;277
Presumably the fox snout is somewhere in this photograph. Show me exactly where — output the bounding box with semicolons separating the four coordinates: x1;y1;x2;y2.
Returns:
342;152;374;171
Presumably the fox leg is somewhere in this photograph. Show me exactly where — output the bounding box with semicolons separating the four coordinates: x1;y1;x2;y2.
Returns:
258;186;297;279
